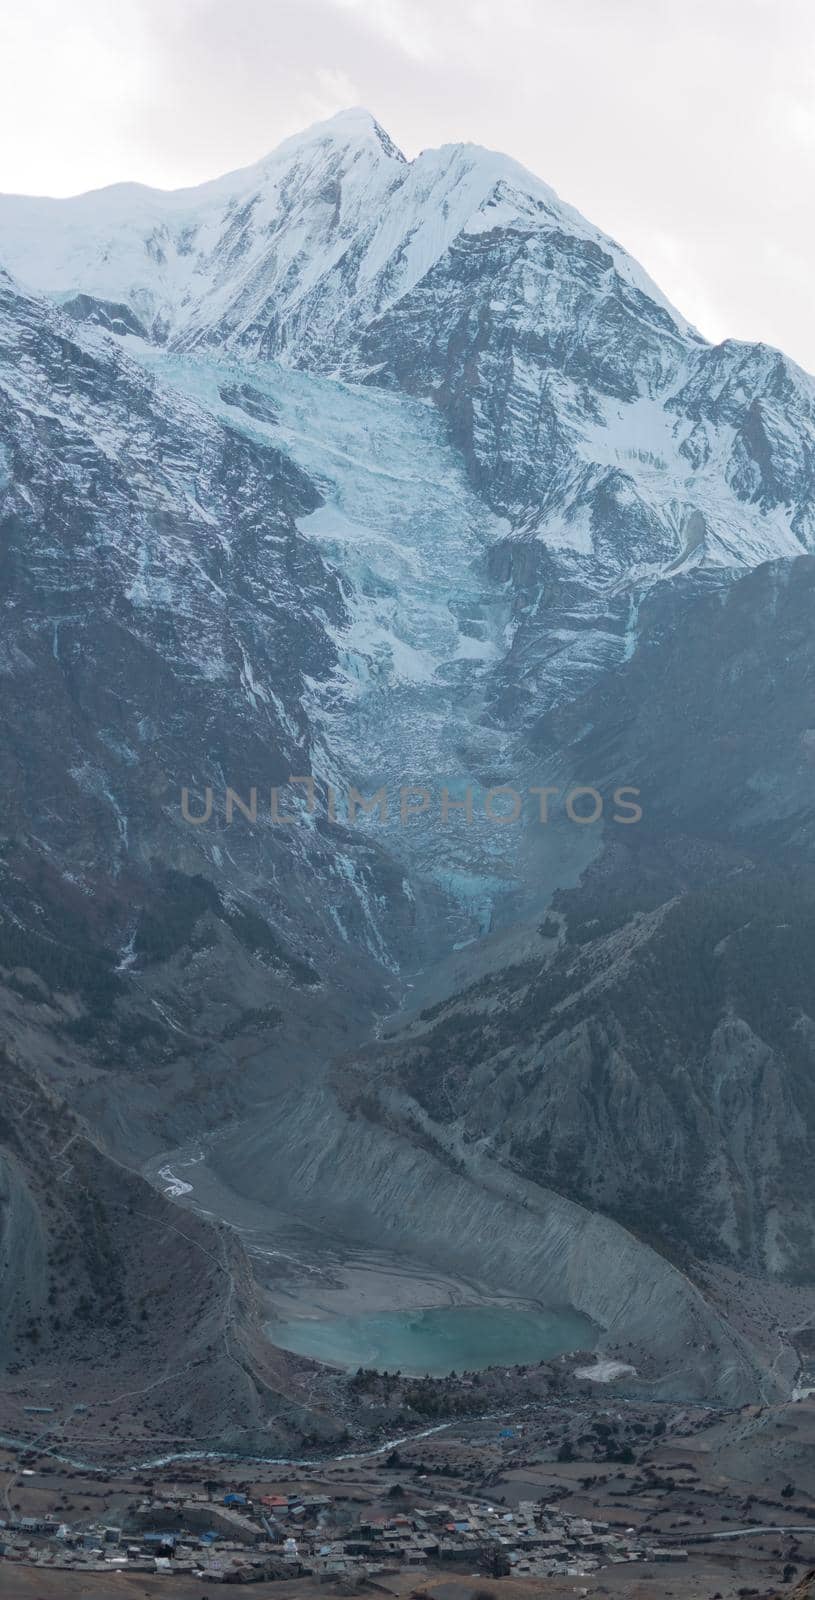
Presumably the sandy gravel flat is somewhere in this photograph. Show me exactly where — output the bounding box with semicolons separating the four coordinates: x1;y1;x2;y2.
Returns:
263;1249;537;1321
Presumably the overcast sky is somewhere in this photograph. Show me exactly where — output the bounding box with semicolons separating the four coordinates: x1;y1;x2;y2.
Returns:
2;0;814;369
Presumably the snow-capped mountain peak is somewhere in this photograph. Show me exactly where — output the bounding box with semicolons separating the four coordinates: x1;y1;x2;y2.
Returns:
0;109;692;351
267;105;407;163
2;108;814;708
0;108;407;341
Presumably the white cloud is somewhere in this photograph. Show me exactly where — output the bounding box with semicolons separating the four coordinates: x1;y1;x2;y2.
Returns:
325;0;437;62
300;66;363;123
772;96;815;149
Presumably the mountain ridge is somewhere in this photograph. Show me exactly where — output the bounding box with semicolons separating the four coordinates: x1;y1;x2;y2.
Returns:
2;111;815;1422
0;107;693;344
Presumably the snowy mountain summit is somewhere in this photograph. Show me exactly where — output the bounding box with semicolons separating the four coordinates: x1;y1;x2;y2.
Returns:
3;110;813;604
0;107;688;350
2;109;815;721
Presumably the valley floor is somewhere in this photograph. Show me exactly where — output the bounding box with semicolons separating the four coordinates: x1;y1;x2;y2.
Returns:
0;1566;804;1598
1;1396;814;1597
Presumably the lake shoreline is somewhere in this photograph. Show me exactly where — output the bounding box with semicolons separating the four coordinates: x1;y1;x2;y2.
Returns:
264;1302;597;1377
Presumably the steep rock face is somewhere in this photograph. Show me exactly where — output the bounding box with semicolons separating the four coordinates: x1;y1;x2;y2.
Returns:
348;559;815;1282
0;268;421;1152
0;1148;48;1363
363;875;815;1281
542;555;815;850
0;1048;340;1451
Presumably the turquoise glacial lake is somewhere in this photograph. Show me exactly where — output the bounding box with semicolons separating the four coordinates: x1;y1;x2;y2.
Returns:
269;1304;594;1376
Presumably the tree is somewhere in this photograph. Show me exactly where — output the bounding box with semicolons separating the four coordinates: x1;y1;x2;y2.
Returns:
485;1548;511;1578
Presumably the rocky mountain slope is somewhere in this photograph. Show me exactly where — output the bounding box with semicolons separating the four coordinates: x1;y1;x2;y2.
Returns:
1;111;815;1417
207;1064;786;1406
0;1045;334;1452
197;562;815;1402
332;557;815;1283
0;263;427;1157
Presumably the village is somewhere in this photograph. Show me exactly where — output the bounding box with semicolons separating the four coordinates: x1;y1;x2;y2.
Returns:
0;1477;685;1585
1;1392;813;1597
